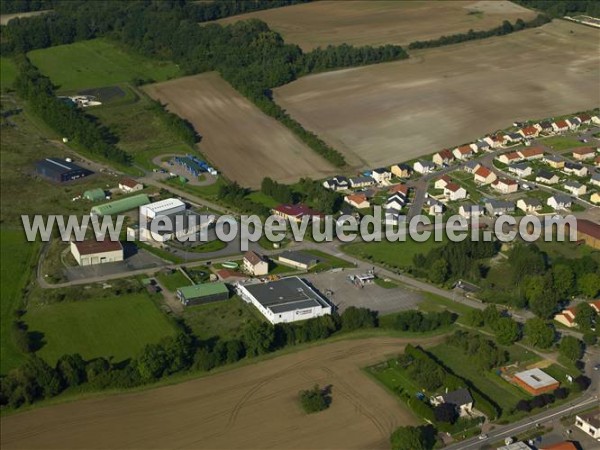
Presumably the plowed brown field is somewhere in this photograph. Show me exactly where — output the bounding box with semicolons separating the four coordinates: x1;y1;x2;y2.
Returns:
144;73;336;188
0;336;444;450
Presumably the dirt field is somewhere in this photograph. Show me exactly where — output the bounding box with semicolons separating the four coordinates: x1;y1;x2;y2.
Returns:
274;21;600;169
215;1;536;51
144;73;336;188
0;336;438;450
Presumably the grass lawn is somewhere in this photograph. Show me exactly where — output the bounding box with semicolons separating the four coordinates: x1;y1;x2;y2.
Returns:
164;176;227;202
156;270;192;292
1;57;18;90
246;191;279;209
533;238;600;263
25;293;177;365
28;38;181;91
181;296;261;341
0;229;39;374
342;238;443;270
428;343;531;415
541;135;589;152
188;240;227;253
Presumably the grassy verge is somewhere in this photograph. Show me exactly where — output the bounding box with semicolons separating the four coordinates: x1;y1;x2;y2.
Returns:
156;270;191;292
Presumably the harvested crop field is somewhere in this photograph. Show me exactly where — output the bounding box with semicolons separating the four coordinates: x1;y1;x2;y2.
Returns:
215;1;536;51
0;336;436;450
274;21;600;169
144;73;336;188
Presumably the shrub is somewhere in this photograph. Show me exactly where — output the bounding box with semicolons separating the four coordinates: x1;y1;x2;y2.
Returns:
299;384;331;414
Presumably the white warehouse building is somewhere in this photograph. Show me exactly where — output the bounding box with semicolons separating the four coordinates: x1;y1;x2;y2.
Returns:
236;277;332;324
139;198;186;219
70;239;124;266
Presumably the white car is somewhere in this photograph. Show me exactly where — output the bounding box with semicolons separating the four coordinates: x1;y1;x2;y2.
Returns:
478;434;488;440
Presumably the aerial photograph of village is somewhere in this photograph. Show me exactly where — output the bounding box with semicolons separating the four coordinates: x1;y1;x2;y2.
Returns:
0;1;599;449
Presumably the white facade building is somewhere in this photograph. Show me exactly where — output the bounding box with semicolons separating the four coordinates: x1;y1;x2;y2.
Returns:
140;198;186;219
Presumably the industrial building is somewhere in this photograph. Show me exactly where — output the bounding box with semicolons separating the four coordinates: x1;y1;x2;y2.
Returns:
277;251;319;270
90;194;150;216
176;283;229;306
35;158;92;182
140;198;186;219
70;239;124;266
237;277;332;324
512;368;559;395
133;210;210;243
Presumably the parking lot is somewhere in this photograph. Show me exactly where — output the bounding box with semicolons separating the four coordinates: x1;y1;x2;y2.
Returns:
305;269;423;315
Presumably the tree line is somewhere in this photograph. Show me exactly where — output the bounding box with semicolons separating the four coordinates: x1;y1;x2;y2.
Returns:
0;306;377;410
0;0;53;14
13;57;131;165
514;0;600;18
1;1;409;167
408;15;551;50
148;100;200;148
260;177;342;214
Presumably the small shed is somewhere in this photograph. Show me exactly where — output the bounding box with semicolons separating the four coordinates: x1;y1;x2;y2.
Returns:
176;283;230;306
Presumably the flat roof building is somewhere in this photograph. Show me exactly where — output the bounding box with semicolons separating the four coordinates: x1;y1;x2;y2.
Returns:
237;277;331;324
70;239;123;266
513;368;559;395
176;283;229;306
140;198;186;219
277;251;319;271
575;408;600;440
35;158;92;182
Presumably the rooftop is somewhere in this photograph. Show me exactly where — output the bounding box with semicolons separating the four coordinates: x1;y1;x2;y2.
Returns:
243;277;329;314
142;198;186;214
72;239;122;255
577;408;600;428
244;251;266;266
514;368;558;389
439;388;473;406
273;203;323;218
278;250;318;266
177;283;229;299
120;178;142;188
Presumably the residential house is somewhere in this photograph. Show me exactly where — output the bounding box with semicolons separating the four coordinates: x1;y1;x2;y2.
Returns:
485;199;515;216
370;168;393;185
431;388;473;417
564;180;586;197
482;135;504;148
591;192;600;205
505;132;523;143
519;125;540;139
424;198;445;215
414;160;436;174
543;154;565;169
508;163;532;178
453;145;474;160
444;182;467;201
492;178;518;194
390;163;412;178
432;149;454;166
464;161;481;174
547;194;572;211
322;176;349;191
345;193;370;209
385;194;406;211
497;152;522;165
434;175;452;190
538;121;554;133
563;161;588;177
593;115;600;125
272;204;323;223
572;147;595;161
590;172;600;187
473;166;497;185
536;170;559;185
576;113;592;124
459;204;483;219
474;140;491;152
575;409;600;440
243;251;269;276
569;117;582;129
388;184;409;197
518;146;544;160
517;198;542;213
551;120;570;133
119;178;143;193
348;176;375;189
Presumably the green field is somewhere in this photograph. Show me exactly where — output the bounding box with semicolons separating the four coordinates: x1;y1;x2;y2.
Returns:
25;293;177;364
305;249;354;272
28;38;181;91
1;57;18;90
156;270;192;292
428;343;533;415
181;296;261;341
0;229;39;374
342;238;443;270
541;135;589;151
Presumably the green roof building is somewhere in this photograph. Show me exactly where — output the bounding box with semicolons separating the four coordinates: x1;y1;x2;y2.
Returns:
91;194;150;216
176;283;230;306
83;188;106;202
